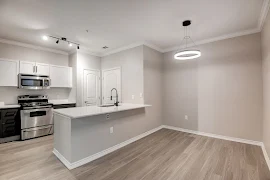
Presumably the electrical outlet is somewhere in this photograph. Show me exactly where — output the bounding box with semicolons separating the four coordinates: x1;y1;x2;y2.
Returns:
132;95;135;99
110;127;114;134
106;114;110;120
185;115;188;120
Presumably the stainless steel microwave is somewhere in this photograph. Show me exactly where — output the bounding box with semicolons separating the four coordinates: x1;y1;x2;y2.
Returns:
18;74;50;90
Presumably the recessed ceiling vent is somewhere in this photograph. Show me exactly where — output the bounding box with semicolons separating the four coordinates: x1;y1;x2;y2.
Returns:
103;46;109;49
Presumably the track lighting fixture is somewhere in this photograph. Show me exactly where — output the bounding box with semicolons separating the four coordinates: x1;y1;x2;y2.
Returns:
42;35;80;49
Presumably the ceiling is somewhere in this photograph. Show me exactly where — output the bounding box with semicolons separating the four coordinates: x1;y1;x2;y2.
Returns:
0;0;267;56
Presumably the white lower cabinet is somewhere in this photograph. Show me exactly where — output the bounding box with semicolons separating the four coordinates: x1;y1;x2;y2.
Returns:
50;65;72;88
0;59;19;86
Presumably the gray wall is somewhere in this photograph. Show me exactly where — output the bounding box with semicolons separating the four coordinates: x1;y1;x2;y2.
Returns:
68;46;163;162
101;46;144;104
262;9;270;158
143;45;163;128
0;42;71;104
163;33;263;141
68;53;77;103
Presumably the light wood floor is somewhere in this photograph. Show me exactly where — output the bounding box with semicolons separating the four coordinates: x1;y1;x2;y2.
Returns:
0;129;269;180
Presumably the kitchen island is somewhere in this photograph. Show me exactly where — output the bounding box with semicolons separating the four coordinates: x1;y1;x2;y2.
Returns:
53;103;151;169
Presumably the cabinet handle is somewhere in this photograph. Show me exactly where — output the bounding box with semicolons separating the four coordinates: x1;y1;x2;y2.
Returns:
33;66;35;73
36;66;37;73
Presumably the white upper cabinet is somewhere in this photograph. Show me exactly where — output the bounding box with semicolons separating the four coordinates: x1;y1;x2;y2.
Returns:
50;65;72;88
0;59;72;88
36;63;50;76
19;61;50;76
0;59;19;86
19;61;36;74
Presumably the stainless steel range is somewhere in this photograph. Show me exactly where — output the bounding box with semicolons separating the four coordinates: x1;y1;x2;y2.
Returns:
18;95;53;140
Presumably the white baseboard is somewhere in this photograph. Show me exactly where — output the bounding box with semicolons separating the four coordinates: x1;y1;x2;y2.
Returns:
53;125;163;170
162;125;262;146
52;149;73;169
53;124;270;172
261;143;270;171
162;125;270;172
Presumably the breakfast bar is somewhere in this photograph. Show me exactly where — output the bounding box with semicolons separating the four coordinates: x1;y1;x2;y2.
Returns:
52;104;150;169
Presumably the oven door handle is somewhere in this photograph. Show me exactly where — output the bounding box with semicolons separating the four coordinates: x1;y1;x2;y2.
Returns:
22;106;52;111
23;126;52;132
22;108;51;113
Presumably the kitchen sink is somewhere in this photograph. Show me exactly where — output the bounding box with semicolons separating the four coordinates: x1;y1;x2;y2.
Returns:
99;104;115;107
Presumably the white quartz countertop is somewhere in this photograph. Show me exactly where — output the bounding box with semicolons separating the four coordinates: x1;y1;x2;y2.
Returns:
53;103;151;119
49;99;76;105
0;104;20;109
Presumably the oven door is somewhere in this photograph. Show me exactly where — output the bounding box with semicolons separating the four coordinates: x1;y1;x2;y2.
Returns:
20;108;53;129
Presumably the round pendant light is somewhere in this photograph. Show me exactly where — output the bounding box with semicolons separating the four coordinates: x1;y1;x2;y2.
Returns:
174;20;201;60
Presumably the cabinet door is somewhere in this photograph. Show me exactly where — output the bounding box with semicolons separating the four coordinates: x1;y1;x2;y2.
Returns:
0;59;19;86
19;61;35;74
50;65;72;88
36;63;50;76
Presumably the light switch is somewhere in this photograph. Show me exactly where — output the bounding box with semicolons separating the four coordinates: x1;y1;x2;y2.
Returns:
110;127;114;134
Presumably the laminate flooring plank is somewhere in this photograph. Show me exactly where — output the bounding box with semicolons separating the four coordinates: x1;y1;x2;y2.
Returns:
0;129;269;180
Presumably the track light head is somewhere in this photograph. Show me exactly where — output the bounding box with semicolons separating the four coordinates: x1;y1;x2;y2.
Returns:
77;45;80;49
42;35;48;41
56;39;59;44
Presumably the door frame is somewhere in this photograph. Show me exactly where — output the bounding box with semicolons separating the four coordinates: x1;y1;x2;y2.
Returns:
82;68;101;106
102;67;122;105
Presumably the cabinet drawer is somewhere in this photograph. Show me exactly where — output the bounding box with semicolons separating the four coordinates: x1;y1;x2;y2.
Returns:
2;124;16;138
1;109;18;120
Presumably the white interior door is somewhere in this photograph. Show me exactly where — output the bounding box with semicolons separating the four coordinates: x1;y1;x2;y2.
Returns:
102;67;121;104
83;69;100;106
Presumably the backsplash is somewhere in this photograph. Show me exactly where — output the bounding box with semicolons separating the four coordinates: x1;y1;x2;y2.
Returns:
0;87;71;104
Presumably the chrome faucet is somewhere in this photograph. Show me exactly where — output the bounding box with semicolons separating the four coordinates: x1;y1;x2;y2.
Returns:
111;88;119;106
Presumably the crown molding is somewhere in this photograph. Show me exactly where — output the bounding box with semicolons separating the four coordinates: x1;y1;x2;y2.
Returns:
259;0;270;30
163;28;260;53
100;42;144;57
0;38;69;55
77;49;102;57
1;1;268;57
142;42;163;52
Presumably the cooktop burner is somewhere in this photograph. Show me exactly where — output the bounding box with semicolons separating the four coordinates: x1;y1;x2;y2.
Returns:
21;102;51;107
18;95;52;109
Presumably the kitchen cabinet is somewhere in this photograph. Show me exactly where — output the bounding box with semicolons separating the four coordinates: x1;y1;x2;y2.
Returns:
50;65;72;88
0;59;19;86
0;108;20;138
19;61;36;74
36;63;50;76
19;61;50;76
